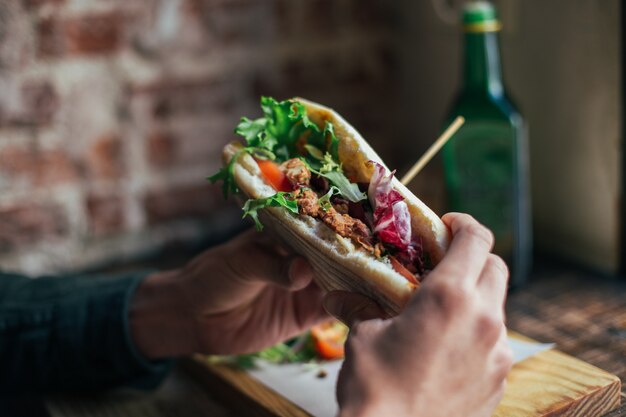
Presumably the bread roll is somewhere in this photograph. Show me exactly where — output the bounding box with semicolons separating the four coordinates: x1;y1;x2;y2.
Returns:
222;98;450;316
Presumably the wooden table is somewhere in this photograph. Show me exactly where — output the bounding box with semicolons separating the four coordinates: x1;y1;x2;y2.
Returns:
505;260;626;417
8;260;624;417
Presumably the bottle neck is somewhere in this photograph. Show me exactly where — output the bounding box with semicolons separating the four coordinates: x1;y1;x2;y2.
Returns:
462;31;503;97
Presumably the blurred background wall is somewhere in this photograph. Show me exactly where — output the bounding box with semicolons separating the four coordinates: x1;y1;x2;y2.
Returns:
0;0;621;275
0;0;403;274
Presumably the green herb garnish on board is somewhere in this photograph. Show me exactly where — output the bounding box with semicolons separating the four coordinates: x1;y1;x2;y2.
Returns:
219;334;318;370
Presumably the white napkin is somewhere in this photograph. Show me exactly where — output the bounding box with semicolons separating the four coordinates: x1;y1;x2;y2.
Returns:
508;337;555;363
249;336;554;417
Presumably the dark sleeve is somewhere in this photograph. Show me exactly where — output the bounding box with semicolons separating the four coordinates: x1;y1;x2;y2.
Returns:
0;271;173;395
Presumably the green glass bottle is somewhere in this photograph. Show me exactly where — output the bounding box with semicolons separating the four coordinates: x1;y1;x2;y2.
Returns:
442;1;531;287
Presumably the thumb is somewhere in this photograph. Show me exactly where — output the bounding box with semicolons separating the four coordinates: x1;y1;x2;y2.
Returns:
323;291;386;328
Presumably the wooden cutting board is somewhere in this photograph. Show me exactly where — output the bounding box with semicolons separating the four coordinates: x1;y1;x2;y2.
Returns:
181;332;621;417
494;333;621;416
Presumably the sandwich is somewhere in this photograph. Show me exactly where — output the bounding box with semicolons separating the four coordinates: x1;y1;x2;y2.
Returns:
209;97;450;316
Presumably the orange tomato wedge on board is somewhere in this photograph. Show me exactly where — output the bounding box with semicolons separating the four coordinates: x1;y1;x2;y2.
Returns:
255;158;292;192
311;320;349;360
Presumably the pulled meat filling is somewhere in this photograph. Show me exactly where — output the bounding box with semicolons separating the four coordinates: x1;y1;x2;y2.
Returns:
295;188;321;217
293;188;377;256
281;158;311;187
278;158;416;277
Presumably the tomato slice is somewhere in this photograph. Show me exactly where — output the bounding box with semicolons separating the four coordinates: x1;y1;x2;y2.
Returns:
255;158;292;192
389;256;420;286
311;320;349;360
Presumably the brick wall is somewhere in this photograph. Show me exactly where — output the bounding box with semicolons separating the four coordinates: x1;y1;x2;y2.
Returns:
0;0;405;274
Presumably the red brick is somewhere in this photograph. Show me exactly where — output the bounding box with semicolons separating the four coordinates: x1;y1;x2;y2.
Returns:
152;99;171;119
147;131;178;168
183;0;261;46
184;0;204;16
87;134;123;180
144;184;218;225
0;81;60;127
40;150;78;184
20;81;59;125
65;12;123;55
132;77;237;119
38;12;123;58
0;147;78;186
0;203;68;252
86;193;125;236
37;17;63;57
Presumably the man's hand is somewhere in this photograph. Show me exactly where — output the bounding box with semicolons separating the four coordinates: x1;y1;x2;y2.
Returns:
325;213;513;417
129;229;328;359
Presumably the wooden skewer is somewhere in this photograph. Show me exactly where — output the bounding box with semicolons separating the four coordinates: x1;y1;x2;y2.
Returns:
400;116;465;186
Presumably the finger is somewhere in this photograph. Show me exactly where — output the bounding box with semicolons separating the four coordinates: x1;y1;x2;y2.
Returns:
477;254;509;315
225;231;315;290
230;227;287;257
254;253;313;291
229;247;314;290
290;281;331;329
435;213;494;286
287;257;316;291
273;243;291;257
323;291;386;328
252;229;292;257
252;223;302;257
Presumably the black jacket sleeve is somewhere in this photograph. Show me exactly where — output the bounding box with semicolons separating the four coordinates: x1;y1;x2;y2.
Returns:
0;271;172;394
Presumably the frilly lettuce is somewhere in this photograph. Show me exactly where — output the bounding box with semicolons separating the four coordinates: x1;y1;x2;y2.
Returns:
209;97;365;228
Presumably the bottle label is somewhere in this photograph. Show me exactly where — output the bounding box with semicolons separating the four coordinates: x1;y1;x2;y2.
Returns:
445;122;515;258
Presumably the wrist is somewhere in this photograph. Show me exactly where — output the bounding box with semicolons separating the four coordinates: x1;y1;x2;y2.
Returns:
129;270;196;359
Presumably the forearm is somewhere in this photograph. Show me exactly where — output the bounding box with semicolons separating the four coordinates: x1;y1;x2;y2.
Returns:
0;271;172;394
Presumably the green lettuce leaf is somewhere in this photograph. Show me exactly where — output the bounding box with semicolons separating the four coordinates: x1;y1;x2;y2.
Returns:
236;97;335;162
207;148;246;198
288;100;320;132
211;96;363;207
321;171;365;203
242;192;299;230
324;121;340;160
305;153;365;203
208;147;275;198
235;117;268;147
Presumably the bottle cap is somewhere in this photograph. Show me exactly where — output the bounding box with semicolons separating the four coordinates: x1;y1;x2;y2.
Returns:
463;1;502;33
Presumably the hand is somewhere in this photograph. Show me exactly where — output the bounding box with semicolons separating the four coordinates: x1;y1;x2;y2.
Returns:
129;229;328;359
325;213;513;417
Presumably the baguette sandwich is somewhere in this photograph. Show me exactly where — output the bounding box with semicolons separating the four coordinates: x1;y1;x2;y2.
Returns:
209;97;450;316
